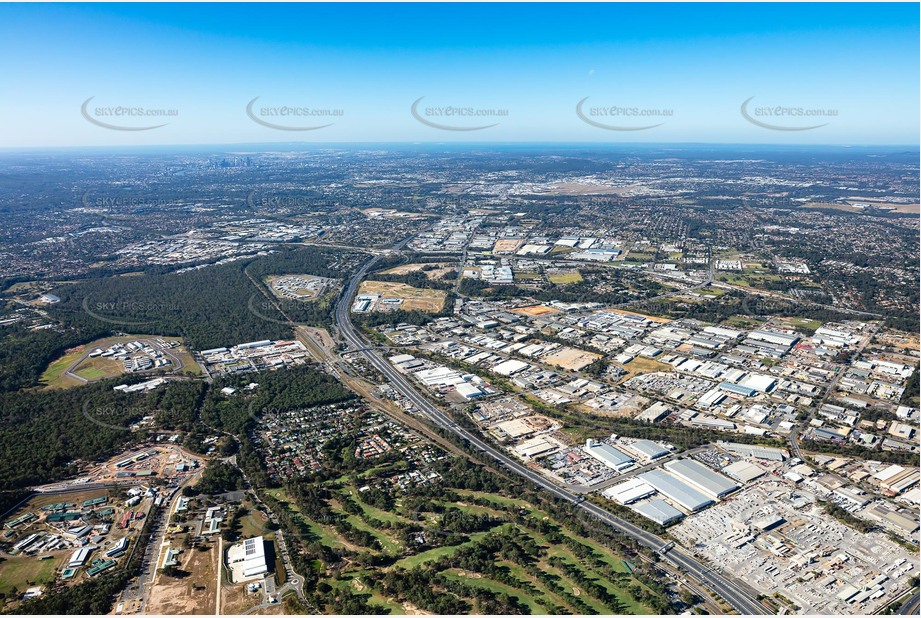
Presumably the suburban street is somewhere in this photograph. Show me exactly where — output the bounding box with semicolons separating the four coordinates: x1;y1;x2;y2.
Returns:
118;468;202;614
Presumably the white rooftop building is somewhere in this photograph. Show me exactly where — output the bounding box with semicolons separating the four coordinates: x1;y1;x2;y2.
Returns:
226;536;270;582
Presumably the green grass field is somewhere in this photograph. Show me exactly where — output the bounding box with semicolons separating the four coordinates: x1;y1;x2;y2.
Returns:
343;514;402;554
393;530;497;569
265;488;350;550
0;555;62;597
721;315;765;329
342;489;405;525
443;569;546;614
717;272;783;288
39;349;85;388
548;271;583;284
72;364;112;381
625;252;655;262
786;317;823;334
453;489;531;509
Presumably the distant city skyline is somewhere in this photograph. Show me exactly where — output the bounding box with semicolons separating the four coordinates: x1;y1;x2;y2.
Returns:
0;3;918;147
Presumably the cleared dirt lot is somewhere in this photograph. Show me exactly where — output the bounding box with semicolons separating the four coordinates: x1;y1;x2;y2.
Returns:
512;305;561;317
357;281;446;313
492;239;524;254
221;581;264;615
612;356;673;385
147;539;219;614
541;347;602;371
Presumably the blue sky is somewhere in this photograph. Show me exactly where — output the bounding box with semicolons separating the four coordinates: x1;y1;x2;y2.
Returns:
0;3;917;147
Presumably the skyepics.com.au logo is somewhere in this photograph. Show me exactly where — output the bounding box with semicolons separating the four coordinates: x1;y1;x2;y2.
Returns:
82;399;150;432
246;97;343;131
411;97;508;131
741;196;800;209
576;97;672;131
246;294;300;327
81;97;178;131
82;294;180;327
739;294;827;317
740;97;837;131
81;190;172;210
245;191;336;216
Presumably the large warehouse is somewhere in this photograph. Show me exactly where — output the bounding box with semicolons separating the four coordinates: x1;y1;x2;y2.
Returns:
738;373;777;393
628;439;670;460
748;329;799;348
722;460;766;483
602;478;656;505
491;359;530;376
638;469;714;512
583;440;634;471
632;499;685;525
717;441;787;462
664;459;739;499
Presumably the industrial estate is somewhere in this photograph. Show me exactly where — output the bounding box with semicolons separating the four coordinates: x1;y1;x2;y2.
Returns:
1;141;917;616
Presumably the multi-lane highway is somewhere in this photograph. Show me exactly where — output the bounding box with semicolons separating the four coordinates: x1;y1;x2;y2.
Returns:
334;251;770;615
897;591;920;616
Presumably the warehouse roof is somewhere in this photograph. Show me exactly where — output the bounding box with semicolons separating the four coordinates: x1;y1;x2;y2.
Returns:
584;442;634;470
632;499;684;525
629;440;670;460
738;373;776;393
638;469;714;512
227;536;269;581
602;478;656;505
722;460;766;483
717;441;787;461
664;459;739;499
718;381;758;397
491;359;529;376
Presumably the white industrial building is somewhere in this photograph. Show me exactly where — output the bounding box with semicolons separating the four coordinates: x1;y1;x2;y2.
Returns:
514;436;559;459
583;440;634;471
748;329;799;348
627;440;670;461
454;382;485;400
638;469;714;512
632;498;684;525
68;546;94;568
602;478;656;505
717;441;787;462
722;460;766;483
637;401;673;423
227;536;270;582
491;359;529;376
664;459;739;499
738;373;777;393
